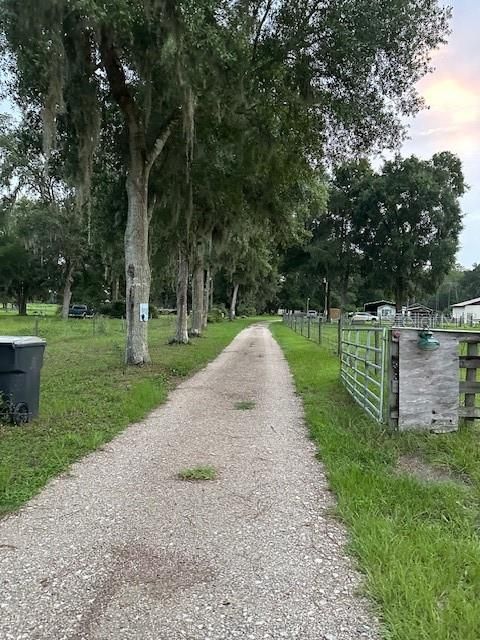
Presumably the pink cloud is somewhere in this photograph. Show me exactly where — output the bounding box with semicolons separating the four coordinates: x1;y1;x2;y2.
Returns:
402;1;480;267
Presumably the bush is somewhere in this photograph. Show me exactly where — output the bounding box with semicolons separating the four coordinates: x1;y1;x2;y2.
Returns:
99;301;126;318
208;307;225;323
237;303;256;317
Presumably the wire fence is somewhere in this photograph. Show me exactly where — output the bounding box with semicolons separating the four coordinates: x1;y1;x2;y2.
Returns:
282;313;339;354
283;313;389;423
0;313;177;342
345;313;479;330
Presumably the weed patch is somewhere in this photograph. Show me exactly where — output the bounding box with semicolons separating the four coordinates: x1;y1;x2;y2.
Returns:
177;465;217;481
234;401;256;410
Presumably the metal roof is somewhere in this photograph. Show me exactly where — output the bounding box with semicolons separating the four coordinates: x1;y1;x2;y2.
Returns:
364;299;395;306
451;296;480;307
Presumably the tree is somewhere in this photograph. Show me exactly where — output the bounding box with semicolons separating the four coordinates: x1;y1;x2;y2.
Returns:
2;0;452;354
356;153;465;310
458;265;480;303
0;117;91;316
0;199;57;314
2;0;199;362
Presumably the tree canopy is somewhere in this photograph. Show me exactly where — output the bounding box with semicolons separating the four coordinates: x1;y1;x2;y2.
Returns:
279;153;466;313
0;0;459;354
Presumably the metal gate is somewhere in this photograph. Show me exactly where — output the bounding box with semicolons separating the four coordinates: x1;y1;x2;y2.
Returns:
340;326;388;422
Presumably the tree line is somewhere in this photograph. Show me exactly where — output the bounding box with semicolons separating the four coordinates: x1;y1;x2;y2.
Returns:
0;0;458;363
279;154;466;314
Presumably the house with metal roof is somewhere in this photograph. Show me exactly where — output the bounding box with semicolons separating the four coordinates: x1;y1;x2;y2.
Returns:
451;296;480;321
363;300;396;320
405;303;433;317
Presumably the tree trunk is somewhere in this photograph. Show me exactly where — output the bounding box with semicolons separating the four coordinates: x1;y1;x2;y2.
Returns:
175;245;189;344
229;283;239;321
210;271;214;310
100;28;175;365
202;265;211;329
124;170;151;364
191;241;204;336
339;268;350;310
202;233;212;329
112;274;120;302
61;261;75;320
396;289;403;313
17;286;27;316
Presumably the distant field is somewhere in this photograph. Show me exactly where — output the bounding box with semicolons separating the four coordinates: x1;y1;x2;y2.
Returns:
0;303;59;316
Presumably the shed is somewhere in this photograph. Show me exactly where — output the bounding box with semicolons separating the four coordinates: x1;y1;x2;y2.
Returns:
364;300;396;319
405;303;433;318
451;296;480;321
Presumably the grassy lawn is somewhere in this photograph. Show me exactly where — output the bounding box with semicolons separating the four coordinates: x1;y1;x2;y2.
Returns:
271;321;480;640
0;315;260;515
0;303;59;316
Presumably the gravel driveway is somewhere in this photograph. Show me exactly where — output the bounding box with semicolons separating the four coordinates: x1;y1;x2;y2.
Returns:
0;324;379;640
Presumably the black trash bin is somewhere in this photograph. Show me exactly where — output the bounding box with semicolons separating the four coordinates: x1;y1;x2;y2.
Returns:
0;336;46;424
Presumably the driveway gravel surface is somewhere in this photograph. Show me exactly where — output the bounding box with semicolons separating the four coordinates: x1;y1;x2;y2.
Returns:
0;324;380;640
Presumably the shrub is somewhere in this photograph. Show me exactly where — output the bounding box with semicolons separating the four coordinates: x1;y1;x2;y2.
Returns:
237;303;256;317
208;307;225;323
99;301;126;318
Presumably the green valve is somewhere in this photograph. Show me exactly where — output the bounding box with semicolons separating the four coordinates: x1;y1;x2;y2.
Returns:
417;329;440;351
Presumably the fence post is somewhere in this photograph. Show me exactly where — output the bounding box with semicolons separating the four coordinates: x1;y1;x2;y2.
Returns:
387;331;399;429
318;319;322;344
307;317;311;339
465;342;478;424
34;316;39;336
301;316;304;336
337;317;342;356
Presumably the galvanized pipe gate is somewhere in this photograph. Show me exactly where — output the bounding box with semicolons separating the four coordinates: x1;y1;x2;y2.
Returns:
283;315;480;431
339;326;388;423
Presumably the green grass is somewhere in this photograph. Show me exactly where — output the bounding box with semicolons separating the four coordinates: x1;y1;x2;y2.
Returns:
0;303;59;316
271;321;480;640
234;400;256;410
0;315;261;515
177;465;217;481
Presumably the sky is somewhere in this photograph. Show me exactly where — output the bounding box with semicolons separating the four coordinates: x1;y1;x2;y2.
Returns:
396;0;480;267
1;1;478;266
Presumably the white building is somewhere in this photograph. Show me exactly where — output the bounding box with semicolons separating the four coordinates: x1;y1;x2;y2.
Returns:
451;297;480;321
363;300;396;320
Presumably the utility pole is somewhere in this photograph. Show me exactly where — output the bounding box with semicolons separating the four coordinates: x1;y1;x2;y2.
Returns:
306;297;310;315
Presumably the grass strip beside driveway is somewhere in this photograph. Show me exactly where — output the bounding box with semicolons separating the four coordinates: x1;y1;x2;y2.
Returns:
272;322;480;640
0;317;258;515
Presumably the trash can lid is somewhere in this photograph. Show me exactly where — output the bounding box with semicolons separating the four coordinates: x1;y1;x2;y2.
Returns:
0;336;46;346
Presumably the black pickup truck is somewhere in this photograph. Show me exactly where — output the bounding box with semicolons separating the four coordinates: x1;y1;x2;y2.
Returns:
68;304;94;319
